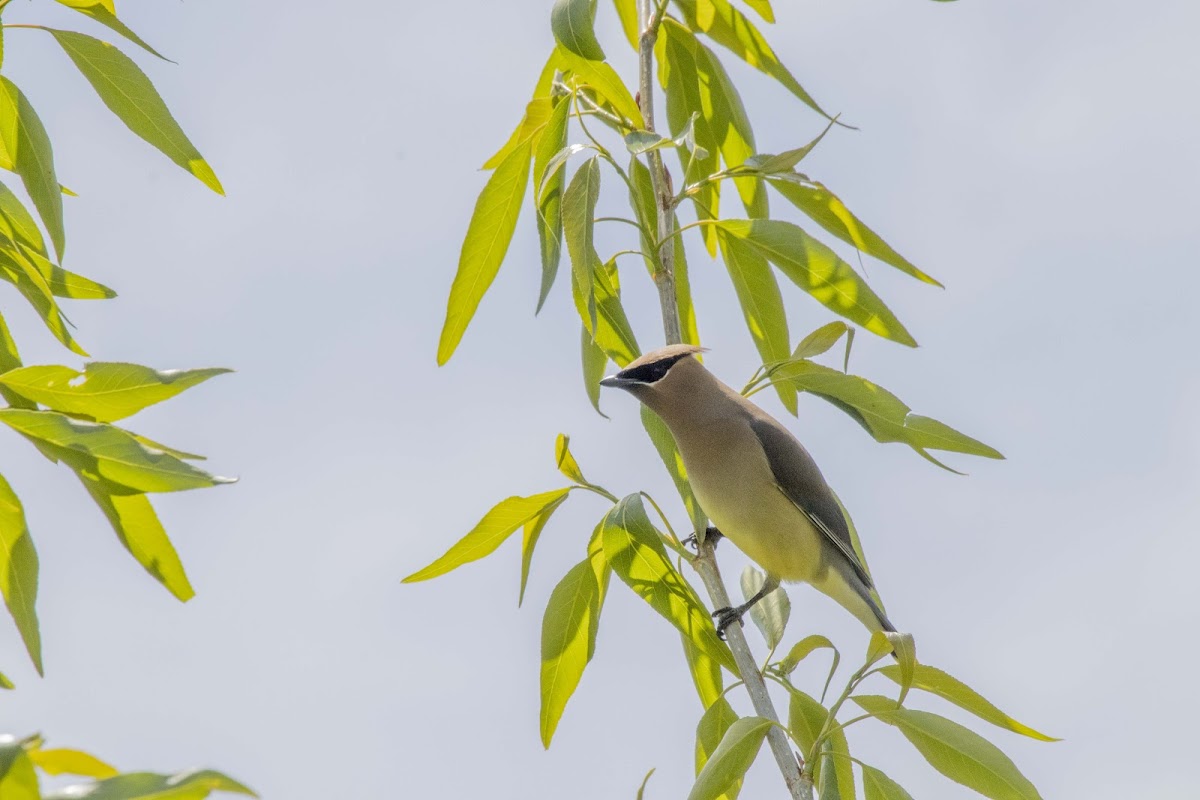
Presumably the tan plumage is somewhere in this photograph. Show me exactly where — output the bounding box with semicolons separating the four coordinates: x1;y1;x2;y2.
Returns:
601;345;895;634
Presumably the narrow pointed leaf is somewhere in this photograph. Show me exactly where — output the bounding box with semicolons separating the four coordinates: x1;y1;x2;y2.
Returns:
681;631;724;710
687;716;772;800
44;769;256;800
693;38;766;218
438;139;531;364
0;182;48;255
53;0;167;59
46;29;222;193
695;698;742;800
0;474;41;673
563;157;602;327
854;695;1044;800
0;671;12;689
744;117;835;174
739;566;789;650
878;663;1059;741
0;314;33;409
580;325;608;416
787;687;855;800
551;0;605;61
743;0;775;23
0;409;233;493
541;524;609;746
861;764;915;800
535;97;570;311
0;77;64;259
404;489;571;583
640;405;706;538
555;47;643;127
518;493;569;607
483;98;554;170
602;494;737;674
791;322;848;360
778;633;838;674
28;747;118;778
674;213;702;346
612;0;640;49
0;363;229;423
0;243;88;355
572;258;640;366
554;434;588;484
627;156;661;276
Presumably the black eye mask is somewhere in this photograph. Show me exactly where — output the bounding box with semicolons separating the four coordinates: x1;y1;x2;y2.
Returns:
618;353;690;384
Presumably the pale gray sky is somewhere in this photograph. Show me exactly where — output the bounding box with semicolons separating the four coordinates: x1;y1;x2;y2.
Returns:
3;1;1198;798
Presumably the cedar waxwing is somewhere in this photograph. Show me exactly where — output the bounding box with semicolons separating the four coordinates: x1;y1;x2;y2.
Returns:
600;344;895;637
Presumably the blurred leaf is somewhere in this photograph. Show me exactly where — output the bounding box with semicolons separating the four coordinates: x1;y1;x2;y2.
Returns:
717;219;915;347
47;30;223;193
580;325;608;416
0;363;229;423
534;97;570;311
602;494;737;674
572;258;640;366
44;768;257;800
77;474;193;602
540;523;609;747
681;631;724;710
695;697;742;800
739;566;789;650
878;664;1059;742
483;98;553;170
0;242;89;355
772;359;1004;463
687;716;772;800
0;473;41;674
0;77;64;260
0;742;38;800
556;46;644;127
0;409;234;493
673;0;832;120
854;695;1044;800
791;322;848;360
714;224;796;413
612;0;640;49
742;0;775;23
29;747;118;778
551;0;605;61
640;406;706;537
787;687;854;800
861;764;915;800
563;157;602;328
437;138;531;365
0;314;33;409
0;671;11;689
768;178;939;286
54;0;166;59
404;489;571;583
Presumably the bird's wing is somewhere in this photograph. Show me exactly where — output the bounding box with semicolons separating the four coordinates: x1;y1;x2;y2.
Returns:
747;416;873;588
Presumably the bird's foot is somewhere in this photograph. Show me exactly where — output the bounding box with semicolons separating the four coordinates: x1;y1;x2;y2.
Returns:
683;526;724;552
711;605;745;640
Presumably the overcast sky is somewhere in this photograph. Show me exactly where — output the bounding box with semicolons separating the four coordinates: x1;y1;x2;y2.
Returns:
3;0;1198;798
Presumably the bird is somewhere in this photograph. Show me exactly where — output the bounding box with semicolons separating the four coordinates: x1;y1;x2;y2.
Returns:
599;344;895;638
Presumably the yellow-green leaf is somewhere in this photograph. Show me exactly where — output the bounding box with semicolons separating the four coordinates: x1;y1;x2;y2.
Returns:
861;764;915;800
854;695;1044;800
687;716;772;800
47;768;256;799
640;406;706;536
877;664;1060;742
742;0;775;23
554;433;588;484
0;363;229;423
572;258;640;366
778;634;837;676
563;157;602;328
791;322;848;360
694;697;741;800
0;671;12;689
53;0;167;59
0;314;32;409
739;566;789;650
437;139;531;365
534;97;570;311
0;473;41;674
29;747;118;778
48;29;223;193
551;0;605;62
403;489;571;583
693;37;766;218
518;492;569;607
483;98;554;170
681;631;724;710
611;0;640;49
580;325;608;416
0;77;64;259
0;744;38;800
0;409;235;493
557;46;644;128
0;242;89;355
787;687;854;800
602;494;737;674
674;212;702;347
540;523;609;747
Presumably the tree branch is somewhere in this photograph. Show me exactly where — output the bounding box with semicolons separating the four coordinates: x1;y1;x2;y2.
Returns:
636;3;812;798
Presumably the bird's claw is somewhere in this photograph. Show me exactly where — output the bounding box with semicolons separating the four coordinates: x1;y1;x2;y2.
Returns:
683;526;724;552
711;606;745;640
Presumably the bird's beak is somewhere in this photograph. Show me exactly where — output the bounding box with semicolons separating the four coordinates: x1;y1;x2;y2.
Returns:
599;374;628;389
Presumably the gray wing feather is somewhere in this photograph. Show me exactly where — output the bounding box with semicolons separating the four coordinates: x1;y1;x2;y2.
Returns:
747;417;873;588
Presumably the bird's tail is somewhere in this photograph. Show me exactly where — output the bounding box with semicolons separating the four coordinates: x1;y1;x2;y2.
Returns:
822;566;897;633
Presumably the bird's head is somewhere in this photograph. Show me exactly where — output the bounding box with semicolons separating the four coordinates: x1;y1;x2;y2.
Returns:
599;344;706;410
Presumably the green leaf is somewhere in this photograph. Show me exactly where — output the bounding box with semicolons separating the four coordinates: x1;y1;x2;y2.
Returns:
77;473;193;602
673;212;702;347
877;663;1059;742
694;698;742;800
768;178;940;286
742;0;775;23
674;0;832;121
540;524;609;747
555;46;644;128
861;764;915;800
0;473;41;674
717;219;915;347
791;322;848;360
0;409;234;493
572;258;640;366
772;359;1005;463
786;687;855;800
854;695;1044;800
0;363;229;423
864;630;915;702
53;0;167;59
518;493;569;607
777;634;839;689
554;433;588;484
0;671;12;689
687;716;772;800
551;0;605;61
437;139;531;365
580;325;608;416
404;489;570;583
743;117;835;175
714;224;796;413
739;566;789;650
640;405;706;538
602;494;737;674
483;98;554;171
0;743;38;800
0;242;89;355
44;768;257;800
0;77;64;260
0;314;33;409
29;747;119;778
681;631;724;710
534;97;570;312
562;157;602;328
47;29;222;193
612;0;640;50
